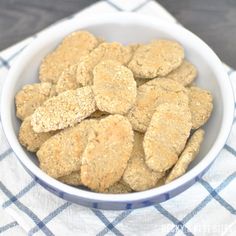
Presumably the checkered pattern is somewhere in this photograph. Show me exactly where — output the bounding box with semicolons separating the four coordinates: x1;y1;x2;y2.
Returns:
0;1;236;235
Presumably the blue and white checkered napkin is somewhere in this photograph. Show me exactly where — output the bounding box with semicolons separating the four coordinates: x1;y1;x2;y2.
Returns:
1;1;236;235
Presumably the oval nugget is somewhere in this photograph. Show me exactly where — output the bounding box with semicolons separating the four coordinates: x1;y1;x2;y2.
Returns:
188;86;213;129
76;42;132;86
93;60;137;114
31;86;96;132
123;132;165;191
127;78;188;132
144;103;192;172
166;60;197;86
81;115;134;192
39;31;99;84
15;82;54;120
128;40;184;78
37;119;98;178
18;116;55;152
165;129;205;183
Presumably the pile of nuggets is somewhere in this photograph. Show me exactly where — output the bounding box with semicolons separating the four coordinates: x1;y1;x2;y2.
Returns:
15;31;213;193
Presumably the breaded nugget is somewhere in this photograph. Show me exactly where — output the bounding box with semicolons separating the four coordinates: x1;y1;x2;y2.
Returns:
76;42;132;86
93;60;137;114
39;31;99;84
127;78;188;132
55;65;79;94
188;86;213;129
15;82;54;120
31;86;96;132
58;171;82;186
104;181;132;194
81;115;134;192
123;132;165;191
166;60;197;86
37;119;98;178
18;116;55;152
144;103;192;172
128;40;184;78
165;129;205;183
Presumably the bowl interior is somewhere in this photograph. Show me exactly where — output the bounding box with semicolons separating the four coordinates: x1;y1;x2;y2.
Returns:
10;17;223;187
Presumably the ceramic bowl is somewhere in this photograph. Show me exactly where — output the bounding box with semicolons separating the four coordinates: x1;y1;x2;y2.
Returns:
1;12;234;210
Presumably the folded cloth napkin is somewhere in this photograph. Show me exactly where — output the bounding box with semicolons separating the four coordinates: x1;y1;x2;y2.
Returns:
0;1;236;235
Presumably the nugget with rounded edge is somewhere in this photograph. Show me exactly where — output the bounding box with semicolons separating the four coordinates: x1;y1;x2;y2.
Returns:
55;65;79;94
15;82;54;120
31;86;96;132
165;129;205;184
18;116;55;152
144;103;192;172
37;119;98;178
127;78;188;132
58;171;82;186
188;86;213;129
40;31;100;84
128;40;184;78
76;42;132;86
104;181;132;194
166;60;197;86
81;115;134;192
123;132;165;191
93;60;137;114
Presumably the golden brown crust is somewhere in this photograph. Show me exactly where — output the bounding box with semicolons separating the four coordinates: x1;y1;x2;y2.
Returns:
166;60;197;86
39;31;99;84
93;60;137;114
123;132;165;191
31;87;96;132
128;40;184;78
127;78;188;132
18;116;55;152
81;115;134;192
58;171;82;186
144;103;192;172
165;129;205;183
55;65;79;94
76;42;133;86
15;82;53;120
103;181;132;194
188;86;213;129
37;119;98;178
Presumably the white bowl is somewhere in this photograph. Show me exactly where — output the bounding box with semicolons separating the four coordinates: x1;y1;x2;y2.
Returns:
1;12;234;210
